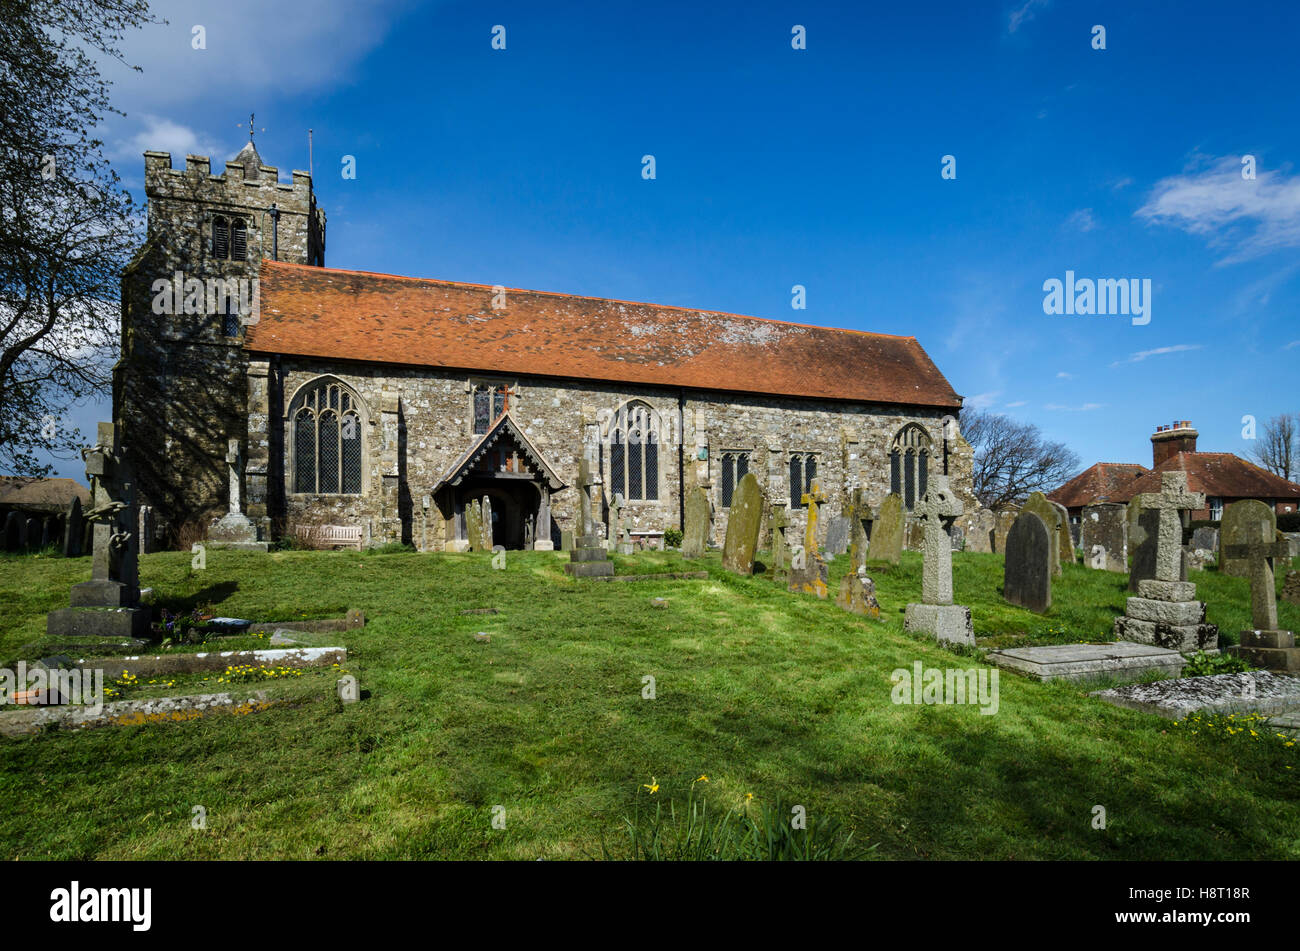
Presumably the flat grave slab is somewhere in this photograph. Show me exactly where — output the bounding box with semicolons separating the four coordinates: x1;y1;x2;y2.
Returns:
987;641;1186;683
1092;671;1300;719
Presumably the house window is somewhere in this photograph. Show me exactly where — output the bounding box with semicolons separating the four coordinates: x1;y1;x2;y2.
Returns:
609;401;659;501
472;383;509;434
720;452;750;507
891;424;932;511
789;452;817;507
290;380;363;494
1208;497;1223;521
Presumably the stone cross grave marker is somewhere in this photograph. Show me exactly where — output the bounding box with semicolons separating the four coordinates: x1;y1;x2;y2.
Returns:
1139;472;1203;583
902;476;973;645
1224;520;1290;633
802;479;828;556
770;501;788;576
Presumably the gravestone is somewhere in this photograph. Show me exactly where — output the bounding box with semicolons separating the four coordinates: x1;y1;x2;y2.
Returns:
824;516;850;556
1191;526;1219;552
47;422;149;639
1224;520;1299;671
721;473;762;575
208;439;268;551
39;517;54;550
2;511;20;551
682;486;710;559
1112;472;1218;653
138;505;154;555
1021;493;1062;577
1128;499;1187;591
958;508;995;554
565;457;614;578
769;501;789;580
836;567;881;619
62;497;83;557
610;493;633;555
1080;503;1126;573
1050;500;1073;566
1221;500;1275;578
787;479;829;597
481;496;494;550
465;500;483;552
24;516;40;551
992;507;1019;554
534;490;554;550
1284;571;1300;607
560;528;574;552
867;493;903;565
903;476;974;645
1003;510;1052;613
847;488;871;570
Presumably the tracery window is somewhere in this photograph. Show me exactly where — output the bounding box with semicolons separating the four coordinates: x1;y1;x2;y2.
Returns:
609;401;659;501
291;380;363;494
890;424;932;511
720;452;750;507
789;452;817;508
473;383;509;434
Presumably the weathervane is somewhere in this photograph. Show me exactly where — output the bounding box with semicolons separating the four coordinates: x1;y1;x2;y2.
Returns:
236;112;265;142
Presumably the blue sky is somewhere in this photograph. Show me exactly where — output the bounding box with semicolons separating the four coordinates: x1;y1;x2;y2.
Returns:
41;0;1300;479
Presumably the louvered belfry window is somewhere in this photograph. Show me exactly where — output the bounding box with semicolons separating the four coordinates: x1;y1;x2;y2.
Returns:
609;402;658;501
213;217;229;259
291;380;363;495
231;218;247;261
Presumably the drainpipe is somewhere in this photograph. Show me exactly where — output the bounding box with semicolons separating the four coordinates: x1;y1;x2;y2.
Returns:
678;389;686;533
269;203;280;260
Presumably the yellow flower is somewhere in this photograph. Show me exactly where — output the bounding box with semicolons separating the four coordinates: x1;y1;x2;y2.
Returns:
744;792;754;802
695;775;709;783
642;778;659;794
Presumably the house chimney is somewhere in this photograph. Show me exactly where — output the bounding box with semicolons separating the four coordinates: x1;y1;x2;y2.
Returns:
1151;420;1198;467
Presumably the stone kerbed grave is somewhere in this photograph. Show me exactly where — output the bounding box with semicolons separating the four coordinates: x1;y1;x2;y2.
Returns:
0;689;303;738
1092;671;1300;720
902;476;974;646
70;645;347;679
1112;472;1218;653
988;642;1187;684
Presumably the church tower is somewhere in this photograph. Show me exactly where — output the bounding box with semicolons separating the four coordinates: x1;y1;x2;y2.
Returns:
116;128;326;546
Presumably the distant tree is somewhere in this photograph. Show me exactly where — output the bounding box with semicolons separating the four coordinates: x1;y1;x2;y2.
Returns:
959;407;1081;510
0;0;155;475
1250;413;1298;482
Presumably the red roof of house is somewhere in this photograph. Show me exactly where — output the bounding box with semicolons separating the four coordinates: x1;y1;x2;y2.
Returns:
246;260;963;409
1116;452;1300;503
1048;463;1150;509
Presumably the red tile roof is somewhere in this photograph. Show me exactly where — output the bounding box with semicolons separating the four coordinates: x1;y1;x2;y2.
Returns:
246;260;963;409
1117;452;1300;503
1048;463;1149;509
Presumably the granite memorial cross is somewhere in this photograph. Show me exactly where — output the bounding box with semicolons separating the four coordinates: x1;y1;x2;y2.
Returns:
565;456;614;577
1140;472;1202;584
902;475;974;645
802;479;828;556
1225;520;1290;634
208;438;266;550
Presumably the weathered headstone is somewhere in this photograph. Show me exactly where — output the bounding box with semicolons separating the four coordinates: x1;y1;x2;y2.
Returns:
867;493;903;565
769;501;789;579
824;516;850;556
721;473;762;575
788;479;829;597
62;497;83;557
481;496;494;550
1021;493;1062;577
1220;500;1276;578
138;505;154;555
465;499;482;552
560;528;574;552
957;508;995;554
1224;520;1299;671
1050;501;1073;566
847;488;871;570
682;486;710;559
1283;571;1300;607
1003;510;1052;613
24;516;40;551
836;567;881;619
39;517;54;550
1190;526;1219;552
903;476;974;645
47;422;149;639
1112;472;1218;653
1080;503;1126;573
992;507;1019;554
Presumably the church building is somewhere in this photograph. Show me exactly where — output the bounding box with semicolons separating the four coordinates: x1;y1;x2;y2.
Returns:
116;139;973;551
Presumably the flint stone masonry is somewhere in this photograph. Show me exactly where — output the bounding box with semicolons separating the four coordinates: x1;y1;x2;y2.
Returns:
1092;671;1300;720
988;642;1187;683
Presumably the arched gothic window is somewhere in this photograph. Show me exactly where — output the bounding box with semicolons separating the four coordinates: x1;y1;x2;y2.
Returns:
890;424;932;511
608;402;659;501
720;451;750;507
473;383;509;434
290;380;363;495
790;452;817;507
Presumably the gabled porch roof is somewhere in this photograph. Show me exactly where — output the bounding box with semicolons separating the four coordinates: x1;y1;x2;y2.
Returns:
431;413;566;495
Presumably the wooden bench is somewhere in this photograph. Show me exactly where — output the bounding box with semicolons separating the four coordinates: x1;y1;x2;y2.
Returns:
296;524;363;550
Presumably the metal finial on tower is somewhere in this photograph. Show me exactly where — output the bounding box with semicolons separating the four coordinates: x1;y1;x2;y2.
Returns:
248;112;255;142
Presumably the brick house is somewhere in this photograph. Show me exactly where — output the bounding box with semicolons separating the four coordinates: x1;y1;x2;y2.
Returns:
116;142;974;550
1049;421;1300;527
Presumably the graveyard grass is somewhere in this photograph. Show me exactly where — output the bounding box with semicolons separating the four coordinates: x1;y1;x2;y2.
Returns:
1;546;1298;860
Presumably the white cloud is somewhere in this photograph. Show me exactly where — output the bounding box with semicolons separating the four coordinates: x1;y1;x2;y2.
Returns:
1008;0;1050;33
1055;371;1073;379
112;114;229;163
1044;403;1103;412
1065;208;1097;232
1135;154;1300;263
1004;400;1027;408
966;391;1000;410
1285;340;1300;349
1109;343;1203;367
